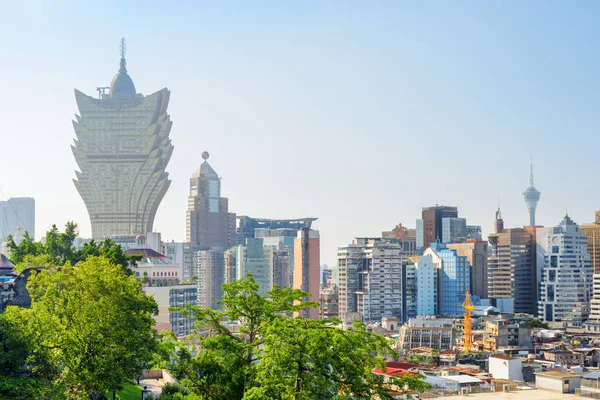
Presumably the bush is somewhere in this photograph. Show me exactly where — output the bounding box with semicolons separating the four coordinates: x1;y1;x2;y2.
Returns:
0;376;44;397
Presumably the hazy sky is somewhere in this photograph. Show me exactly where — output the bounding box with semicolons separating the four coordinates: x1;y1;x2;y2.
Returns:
0;1;598;265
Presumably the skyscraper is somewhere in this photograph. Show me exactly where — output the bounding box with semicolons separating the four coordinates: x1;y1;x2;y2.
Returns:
195;249;225;310
186;152;236;250
72;39;173;240
236;238;274;297
442;217;467;243
580;211;600;274
417;206;458;251
487;209;538;314
537;216;593;324
522;160;541;226
293;229;321;319
447;241;489;299
0;197;35;241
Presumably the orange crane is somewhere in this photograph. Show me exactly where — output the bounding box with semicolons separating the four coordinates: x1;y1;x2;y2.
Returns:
462;290;475;352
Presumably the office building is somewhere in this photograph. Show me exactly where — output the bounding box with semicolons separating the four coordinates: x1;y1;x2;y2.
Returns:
416;206;458;251
236;238;274;297
186;152;236;250
580;212;600;274
466;225;482;240
0;197;35;241
442;217;467;243
537;215;593;325
397;316;456;352
447;241;488;299
382;223;418;257
487;207;538;314
424;242;470;316
522;160;541;226
273;248;292;289
236;216;317;246
293;229;320;318
194;249;225;310
72;40;173;239
337;238;402;323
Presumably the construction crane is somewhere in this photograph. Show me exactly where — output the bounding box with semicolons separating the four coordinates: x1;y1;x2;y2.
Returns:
462;290;475;352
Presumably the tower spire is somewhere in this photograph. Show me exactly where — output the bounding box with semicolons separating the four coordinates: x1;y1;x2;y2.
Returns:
529;153;534;187
119;38;127;73
523;155;541;226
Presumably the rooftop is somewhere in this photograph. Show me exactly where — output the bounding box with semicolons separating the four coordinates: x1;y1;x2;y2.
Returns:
535;371;586;379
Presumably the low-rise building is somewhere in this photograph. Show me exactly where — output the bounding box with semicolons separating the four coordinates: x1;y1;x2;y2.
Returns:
398;316;456;352
535;371;583;394
483;318;532;352
488;354;523;381
543;350;585;366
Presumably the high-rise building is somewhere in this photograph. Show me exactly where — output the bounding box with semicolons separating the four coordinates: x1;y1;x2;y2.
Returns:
194;249;225;310
382;223;418;257
522;160;541;226
466;225;482;240
72;40;173;240
424;242;470;316
163;241;193;283
447;241;488;299
224;248;237;284
0;197;35;241
337;238;402;323
236;238;274;297
487;208;538;314
186;152;236;250
580;212;600;274
413;255;438;316
255;227;297;287
236;216;317;246
417;206;458;251
537;216;593;325
442;217;467;243
293;229;321;319
319;284;339;320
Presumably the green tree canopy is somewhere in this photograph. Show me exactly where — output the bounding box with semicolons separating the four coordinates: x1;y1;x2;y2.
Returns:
3;256;158;399
171;277;429;399
6;222;141;273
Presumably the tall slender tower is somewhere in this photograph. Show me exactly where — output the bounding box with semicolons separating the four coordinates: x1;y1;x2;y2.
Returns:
72;39;173;239
522;159;541;226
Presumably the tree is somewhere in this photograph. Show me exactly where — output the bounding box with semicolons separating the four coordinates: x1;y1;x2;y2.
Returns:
3;256;158;399
523;319;549;329
173;277;429;399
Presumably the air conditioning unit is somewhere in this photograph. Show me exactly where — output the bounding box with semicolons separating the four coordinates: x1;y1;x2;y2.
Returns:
503;384;510;392
461;388;469;396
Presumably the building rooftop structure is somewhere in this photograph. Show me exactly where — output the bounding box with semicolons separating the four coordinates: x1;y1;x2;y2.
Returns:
236;216;317;245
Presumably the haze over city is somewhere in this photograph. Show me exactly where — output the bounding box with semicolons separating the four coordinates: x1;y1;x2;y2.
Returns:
0;1;599;265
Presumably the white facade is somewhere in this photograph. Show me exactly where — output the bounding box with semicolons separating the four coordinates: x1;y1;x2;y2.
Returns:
163;241;193;282
488;355;523;381
415;254;437;316
537;216;593;324
337;238;402;323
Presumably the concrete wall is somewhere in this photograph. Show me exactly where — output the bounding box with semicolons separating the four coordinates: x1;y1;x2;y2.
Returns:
489;357;523;381
536;375;581;393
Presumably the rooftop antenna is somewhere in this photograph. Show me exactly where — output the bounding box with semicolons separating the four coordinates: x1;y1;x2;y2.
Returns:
119;38;127;72
529;152;535;187
96;86;110;99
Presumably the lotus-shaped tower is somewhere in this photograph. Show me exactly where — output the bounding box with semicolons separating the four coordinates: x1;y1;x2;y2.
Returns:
72;39;173;239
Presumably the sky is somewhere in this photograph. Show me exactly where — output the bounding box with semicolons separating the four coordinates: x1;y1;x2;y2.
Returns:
0;1;598;265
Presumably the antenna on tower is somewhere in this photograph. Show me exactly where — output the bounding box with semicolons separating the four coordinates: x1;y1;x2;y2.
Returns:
529;152;534;187
119;38;127;72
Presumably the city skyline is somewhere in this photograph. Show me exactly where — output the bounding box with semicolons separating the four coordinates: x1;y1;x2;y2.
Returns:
0;2;599;265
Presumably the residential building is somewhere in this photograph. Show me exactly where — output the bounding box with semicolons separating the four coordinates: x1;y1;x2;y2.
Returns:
488;354;523;381
447;241;488;299
273;248;292;289
487;207;538;314
414;255;437;316
237;238;274;297
403;261;418;321
537;215;593;325
543;351;585;366
142;285;198;337
236;216;317;246
186;153;236;251
535;371;583;394
255;227;297;287
72;40;173;240
424;242;470;316
442;217;467;243
224;248;237;284
397;316;456;351
522;160;541;227
417;205;458;251
337;238;402;323
163;241;193;282
0;197;35;241
194;249;225;310
319;284;339;319
293;229;320;318
483;318;532;351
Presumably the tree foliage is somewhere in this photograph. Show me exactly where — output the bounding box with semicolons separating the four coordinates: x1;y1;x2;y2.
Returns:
3;256;158;399
522;318;550;329
172;277;428;399
6;222;141;273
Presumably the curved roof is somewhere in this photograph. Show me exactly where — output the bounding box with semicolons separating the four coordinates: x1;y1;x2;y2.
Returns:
109;58;136;100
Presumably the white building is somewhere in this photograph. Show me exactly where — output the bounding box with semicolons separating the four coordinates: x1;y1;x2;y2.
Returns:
195;249;225;310
0;197;35;242
414;254;437;316
537;216;593;325
488;354;523;381
337;238;402;323
397;316;456;351
163;241;193;283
